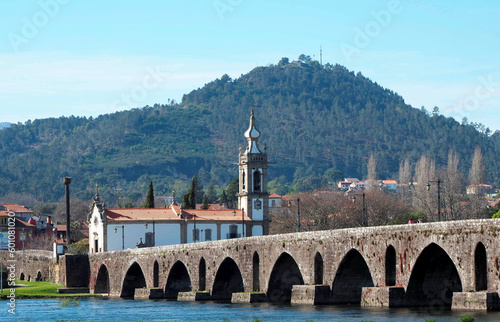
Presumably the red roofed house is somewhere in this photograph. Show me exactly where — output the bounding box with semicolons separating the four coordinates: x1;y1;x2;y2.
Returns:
88;110;271;253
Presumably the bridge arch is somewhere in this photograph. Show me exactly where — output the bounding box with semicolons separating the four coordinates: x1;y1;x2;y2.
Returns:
332;248;374;304
474;242;487;291
267;252;304;303
153;260;159;288
404;242;462;308
94;264;110;294
314;252;324;285
121;262;146;298
212;257;244;301
385;245;396;286
253;251;260;291
165;260;191;299
199;257;206;291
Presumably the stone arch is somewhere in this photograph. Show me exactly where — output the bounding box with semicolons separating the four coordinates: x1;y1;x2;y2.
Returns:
199;257;206;291
212;257;244;301
153;261;159;288
474;242;487;291
120;262;146;298
36;271;42;281
94;264;110;294
165;260;191;299
28;275;31;282
404;243;462;308
332;248;374;304
314;252;324;285
385;245;396;286
267;252;304;303
20;273;25;281
253;251;260;291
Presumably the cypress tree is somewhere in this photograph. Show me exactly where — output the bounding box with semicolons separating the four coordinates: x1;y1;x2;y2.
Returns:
182;176;197;209
144;181;155;208
201;195;209;210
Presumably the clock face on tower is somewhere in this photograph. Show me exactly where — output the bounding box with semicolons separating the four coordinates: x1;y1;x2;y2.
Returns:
254;199;262;210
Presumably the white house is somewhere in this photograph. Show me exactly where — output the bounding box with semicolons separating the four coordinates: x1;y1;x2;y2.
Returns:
88;110;271;253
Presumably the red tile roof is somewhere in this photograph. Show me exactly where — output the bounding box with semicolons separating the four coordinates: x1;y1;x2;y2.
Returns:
104;207;252;222
106;208;179;221
183;209;251;221
269;193;281;198
0;204;33;213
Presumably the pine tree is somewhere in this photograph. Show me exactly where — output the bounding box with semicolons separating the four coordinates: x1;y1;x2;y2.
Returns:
182;176;197;209
219;190;228;207
201;195;209;209
143;181;155;208
206;182;217;203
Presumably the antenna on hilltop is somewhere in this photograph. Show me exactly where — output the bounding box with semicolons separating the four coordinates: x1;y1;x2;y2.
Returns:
320;45;323;65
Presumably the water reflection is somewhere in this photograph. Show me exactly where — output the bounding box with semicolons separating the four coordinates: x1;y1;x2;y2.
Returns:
12;298;500;322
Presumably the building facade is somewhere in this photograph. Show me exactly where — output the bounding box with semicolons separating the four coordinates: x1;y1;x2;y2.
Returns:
88;110;270;253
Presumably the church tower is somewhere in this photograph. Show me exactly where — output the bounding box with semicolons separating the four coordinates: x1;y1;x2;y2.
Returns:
238;109;270;235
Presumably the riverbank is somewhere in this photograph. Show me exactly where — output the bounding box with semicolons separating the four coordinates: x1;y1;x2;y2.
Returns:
0;280;102;299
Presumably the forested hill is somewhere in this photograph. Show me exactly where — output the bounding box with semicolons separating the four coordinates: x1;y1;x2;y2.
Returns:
0;59;498;204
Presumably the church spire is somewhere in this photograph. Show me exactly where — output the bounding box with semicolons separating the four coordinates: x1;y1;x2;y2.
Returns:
244;109;262;154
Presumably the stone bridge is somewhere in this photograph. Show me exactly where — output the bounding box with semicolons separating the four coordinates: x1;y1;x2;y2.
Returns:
10;219;500;311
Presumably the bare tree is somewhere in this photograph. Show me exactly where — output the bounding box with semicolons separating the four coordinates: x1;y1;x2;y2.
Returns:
469;146;486;186
413;155;436;219
398;156;412;202
367;152;377;188
441;149;465;220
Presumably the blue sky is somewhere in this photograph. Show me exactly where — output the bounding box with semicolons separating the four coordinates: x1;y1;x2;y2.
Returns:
1;0;499;132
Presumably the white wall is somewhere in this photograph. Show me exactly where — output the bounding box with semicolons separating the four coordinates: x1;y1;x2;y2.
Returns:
252;225;263;236
146;223;181;246
186;223;217;243
251;198;264;220
106;222;181;251
88;206;104;253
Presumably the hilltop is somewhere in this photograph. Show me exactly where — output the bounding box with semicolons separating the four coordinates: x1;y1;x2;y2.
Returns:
0;58;497;204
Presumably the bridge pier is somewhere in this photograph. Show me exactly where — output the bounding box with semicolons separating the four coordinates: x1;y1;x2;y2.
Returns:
177;291;211;301
291;285;332;305
231;292;268;303
452;292;500;311
361;287;405;308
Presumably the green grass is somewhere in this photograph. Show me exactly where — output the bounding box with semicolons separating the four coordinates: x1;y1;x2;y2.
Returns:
0;280;101;299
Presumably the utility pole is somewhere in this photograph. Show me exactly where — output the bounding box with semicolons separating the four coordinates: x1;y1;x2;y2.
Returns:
64;177;72;244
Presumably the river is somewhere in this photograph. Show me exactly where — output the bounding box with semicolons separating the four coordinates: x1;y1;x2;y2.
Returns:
6;298;500;322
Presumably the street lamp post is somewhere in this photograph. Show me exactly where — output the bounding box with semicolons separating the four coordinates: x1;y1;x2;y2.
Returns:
114;225;125;250
426;179;441;221
351;193;367;227
287;198;301;232
185;215;197;242
145;221;155;246
242;208;245;238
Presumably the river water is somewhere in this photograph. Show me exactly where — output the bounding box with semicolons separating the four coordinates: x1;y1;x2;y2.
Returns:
6;298;500;322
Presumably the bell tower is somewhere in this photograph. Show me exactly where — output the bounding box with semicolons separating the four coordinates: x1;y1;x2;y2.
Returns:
238;109;270;235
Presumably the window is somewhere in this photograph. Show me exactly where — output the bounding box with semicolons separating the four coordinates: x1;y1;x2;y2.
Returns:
205;229;212;241
229;225;238;238
253;170;261;192
242;171;246;190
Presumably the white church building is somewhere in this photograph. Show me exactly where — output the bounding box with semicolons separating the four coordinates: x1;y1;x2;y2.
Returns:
88;110;271;252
